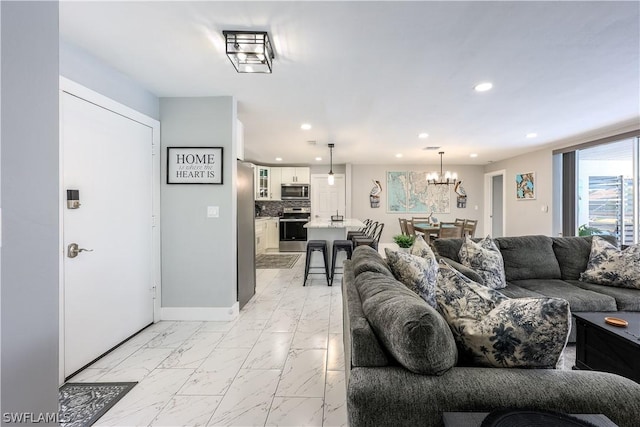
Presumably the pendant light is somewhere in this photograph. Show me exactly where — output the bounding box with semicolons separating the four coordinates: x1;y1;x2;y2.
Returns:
426;151;458;185
327;143;335;185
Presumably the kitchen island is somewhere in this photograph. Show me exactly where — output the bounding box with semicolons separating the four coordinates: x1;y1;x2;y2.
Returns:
304;218;366;272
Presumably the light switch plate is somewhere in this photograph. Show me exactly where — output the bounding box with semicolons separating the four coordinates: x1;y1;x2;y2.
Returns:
207;206;219;218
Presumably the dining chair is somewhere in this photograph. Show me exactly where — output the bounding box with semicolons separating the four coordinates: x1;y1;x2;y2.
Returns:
412;216;431;224
398;218;409;235
463;219;478;238
454;218;466;227
437;222;463;239
405;220;420;237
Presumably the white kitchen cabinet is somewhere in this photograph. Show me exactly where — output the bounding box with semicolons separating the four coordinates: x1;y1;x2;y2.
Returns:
270;168;282;200
255;219;266;254
255;166;271;200
280;167;310;184
266;218;279;250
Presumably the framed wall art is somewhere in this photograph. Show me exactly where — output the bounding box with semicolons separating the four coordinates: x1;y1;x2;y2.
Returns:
515;172;535;200
167;147;223;184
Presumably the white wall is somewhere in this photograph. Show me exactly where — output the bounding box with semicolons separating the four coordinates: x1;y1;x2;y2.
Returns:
160;97;239;319
350;164;486;243
60;40;159;120
1;0;59;417
484;148;554;236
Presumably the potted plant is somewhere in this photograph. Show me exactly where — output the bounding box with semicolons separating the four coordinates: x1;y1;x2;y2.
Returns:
393;234;415;251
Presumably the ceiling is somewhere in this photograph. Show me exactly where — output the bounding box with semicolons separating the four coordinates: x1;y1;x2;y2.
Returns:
59;1;640;166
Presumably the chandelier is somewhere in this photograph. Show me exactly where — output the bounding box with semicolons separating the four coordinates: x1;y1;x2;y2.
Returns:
223;31;274;73
426;152;458;185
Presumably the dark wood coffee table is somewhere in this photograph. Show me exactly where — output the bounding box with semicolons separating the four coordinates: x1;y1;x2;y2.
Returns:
573;311;640;383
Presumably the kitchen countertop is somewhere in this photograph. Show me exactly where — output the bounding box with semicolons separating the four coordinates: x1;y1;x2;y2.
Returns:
304;219;365;229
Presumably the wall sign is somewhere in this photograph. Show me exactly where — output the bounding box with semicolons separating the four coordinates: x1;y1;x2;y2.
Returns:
167;147;223;184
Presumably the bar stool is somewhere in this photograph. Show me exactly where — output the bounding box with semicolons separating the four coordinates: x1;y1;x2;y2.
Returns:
304;240;331;286
330;239;353;285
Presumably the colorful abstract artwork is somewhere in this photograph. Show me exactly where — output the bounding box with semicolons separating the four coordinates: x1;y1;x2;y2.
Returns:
516;172;535;200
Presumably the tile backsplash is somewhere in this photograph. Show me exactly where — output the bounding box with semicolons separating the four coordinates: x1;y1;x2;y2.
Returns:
255;200;311;217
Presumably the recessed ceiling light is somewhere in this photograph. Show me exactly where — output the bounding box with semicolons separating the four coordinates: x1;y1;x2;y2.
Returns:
526;133;538;138
315;157;322;161
418;133;429;139
474;82;493;92
301;123;312;130
395;153;403;158
470;153;478;158
275;157;283;161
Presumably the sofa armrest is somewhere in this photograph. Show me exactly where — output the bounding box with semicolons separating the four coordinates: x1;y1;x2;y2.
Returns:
342;261;390;375
438;256;485;285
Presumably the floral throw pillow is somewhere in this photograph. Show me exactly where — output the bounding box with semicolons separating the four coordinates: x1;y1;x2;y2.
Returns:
409;234;435;260
458;235;506;289
580;236;640;289
385;248;438;308
436;261;570;368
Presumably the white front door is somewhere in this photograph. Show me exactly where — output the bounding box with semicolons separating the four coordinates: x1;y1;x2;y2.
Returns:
62;91;155;377
311;174;346;220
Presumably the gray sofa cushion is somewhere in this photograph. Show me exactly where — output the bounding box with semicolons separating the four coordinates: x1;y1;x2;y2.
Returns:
552;235;617;280
499;283;546;299
351;245;393;278
567;280;640;311
342;261;390;368
511;279;617;312
432;238;464;262
495;235;561;281
355;271;457;375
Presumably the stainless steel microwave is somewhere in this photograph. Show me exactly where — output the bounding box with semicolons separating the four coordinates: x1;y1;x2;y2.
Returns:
281;183;310;200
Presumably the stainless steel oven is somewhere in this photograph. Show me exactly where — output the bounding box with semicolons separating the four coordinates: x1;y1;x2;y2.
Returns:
279;207;310;252
281;184;310;200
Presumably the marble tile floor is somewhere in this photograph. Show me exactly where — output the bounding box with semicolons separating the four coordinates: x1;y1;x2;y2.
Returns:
70;253;347;427
69;251;579;427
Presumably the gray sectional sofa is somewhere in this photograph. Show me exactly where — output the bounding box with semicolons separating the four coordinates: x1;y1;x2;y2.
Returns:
342;243;640;427
433;235;640;342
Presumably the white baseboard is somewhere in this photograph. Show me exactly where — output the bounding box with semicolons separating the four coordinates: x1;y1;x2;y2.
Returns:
160;303;239;321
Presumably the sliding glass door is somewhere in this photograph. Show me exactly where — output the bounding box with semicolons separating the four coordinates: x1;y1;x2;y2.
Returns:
576;137;638;245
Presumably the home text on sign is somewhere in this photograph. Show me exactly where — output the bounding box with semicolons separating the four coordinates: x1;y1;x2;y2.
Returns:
175;153;216;179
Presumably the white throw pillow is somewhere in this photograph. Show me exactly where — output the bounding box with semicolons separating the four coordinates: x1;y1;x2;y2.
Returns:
580;236;640;289
385;248;438;308
458;236;506;290
436;261;570;368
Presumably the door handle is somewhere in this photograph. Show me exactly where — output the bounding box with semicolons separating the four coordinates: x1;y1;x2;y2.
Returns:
67;243;94;258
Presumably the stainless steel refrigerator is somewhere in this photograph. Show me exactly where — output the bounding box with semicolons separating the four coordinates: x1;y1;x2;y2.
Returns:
237;160;256;308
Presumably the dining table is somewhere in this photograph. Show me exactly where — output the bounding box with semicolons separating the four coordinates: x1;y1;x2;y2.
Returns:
412;222;459;239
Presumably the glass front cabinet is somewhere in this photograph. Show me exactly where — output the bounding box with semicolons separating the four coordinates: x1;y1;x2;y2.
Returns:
256;166;271;200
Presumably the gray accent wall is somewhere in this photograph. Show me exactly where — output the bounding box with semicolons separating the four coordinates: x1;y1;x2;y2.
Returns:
160;97;238;308
1;0;60;420
60;40;159;120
